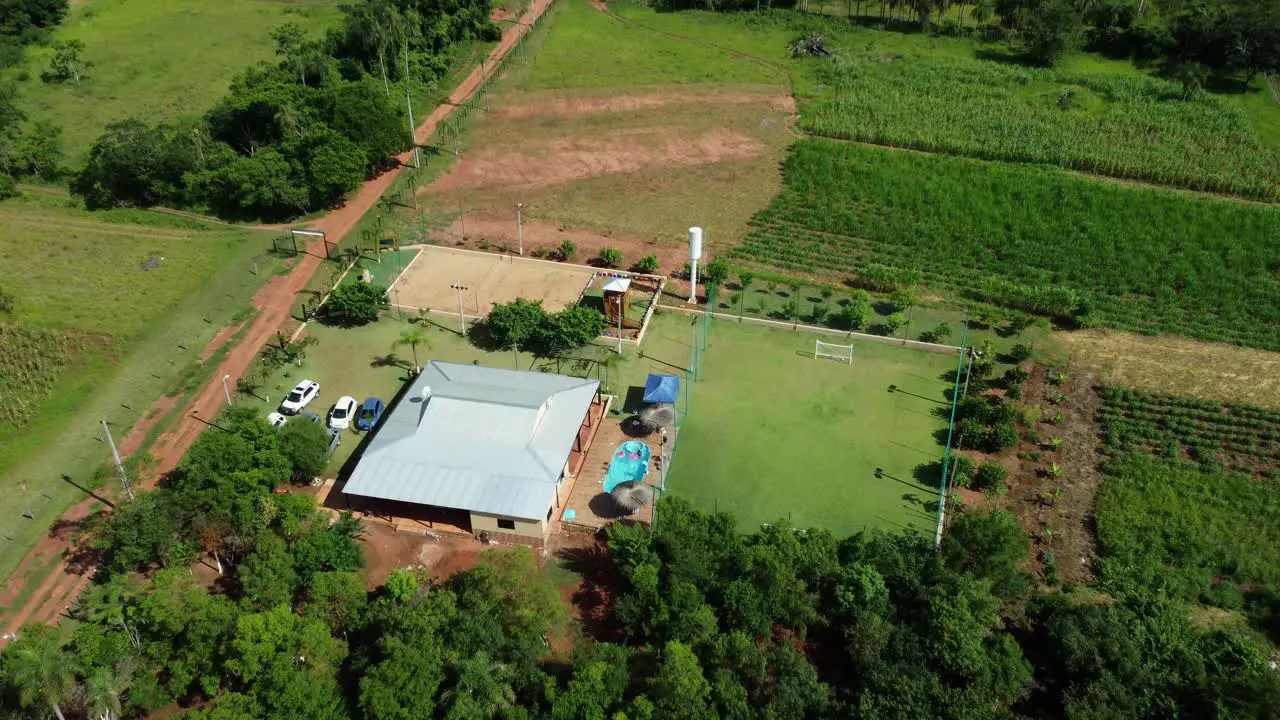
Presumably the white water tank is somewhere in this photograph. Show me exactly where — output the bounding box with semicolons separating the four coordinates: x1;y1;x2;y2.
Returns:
688;227;703;261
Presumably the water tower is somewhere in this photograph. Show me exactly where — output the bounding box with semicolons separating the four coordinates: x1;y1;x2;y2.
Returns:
687;226;703;304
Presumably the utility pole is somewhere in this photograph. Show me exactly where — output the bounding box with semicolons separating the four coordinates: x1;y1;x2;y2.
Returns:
516;202;525;256
222;374;232;407
451;282;468;336
101;420;134;501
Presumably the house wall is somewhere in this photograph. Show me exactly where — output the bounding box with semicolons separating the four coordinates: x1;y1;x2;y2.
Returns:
470;511;547;539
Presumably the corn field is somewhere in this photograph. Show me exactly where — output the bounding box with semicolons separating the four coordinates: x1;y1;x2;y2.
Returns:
734;139;1280;350
802;55;1280;201
0;324;84;426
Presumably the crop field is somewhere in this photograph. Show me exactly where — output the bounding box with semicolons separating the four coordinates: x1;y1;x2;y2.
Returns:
1099;387;1280;478
0;325;89;427
1095;453;1280;611
8;0;341;159
736;139;1280;350
804;55;1280;200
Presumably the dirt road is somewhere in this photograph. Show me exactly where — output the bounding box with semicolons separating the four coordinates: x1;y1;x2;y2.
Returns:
0;0;554;641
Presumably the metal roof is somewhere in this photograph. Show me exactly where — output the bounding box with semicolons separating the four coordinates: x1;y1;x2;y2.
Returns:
343;361;599;520
601;276;632;293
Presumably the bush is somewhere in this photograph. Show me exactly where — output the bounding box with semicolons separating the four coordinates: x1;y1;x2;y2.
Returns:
986;423;1020;452
919;322;952;343
974;462;1007;492
632;254;659;274
1003;366;1029;389
888;288;914;312
556;239;577;261
1008;343;1033;362
1043;550;1059;585
597;247;623;268
950;454;976;488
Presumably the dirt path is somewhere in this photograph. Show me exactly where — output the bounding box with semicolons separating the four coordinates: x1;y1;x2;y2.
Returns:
0;0;555;642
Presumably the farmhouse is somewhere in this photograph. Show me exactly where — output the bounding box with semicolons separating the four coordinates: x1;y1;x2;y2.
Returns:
342;361;602;541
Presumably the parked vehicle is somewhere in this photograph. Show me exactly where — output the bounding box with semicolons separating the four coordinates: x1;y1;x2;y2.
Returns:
299;410;322;424
325;428;342;453
356;397;385;431
328;396;358;430
266;412;287;428
280;380;320;415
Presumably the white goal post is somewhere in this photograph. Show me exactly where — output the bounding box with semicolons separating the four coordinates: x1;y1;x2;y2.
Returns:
815;339;854;364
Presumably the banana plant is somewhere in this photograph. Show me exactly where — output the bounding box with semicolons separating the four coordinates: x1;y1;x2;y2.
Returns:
1049;436;1063;450
1048;462;1062;477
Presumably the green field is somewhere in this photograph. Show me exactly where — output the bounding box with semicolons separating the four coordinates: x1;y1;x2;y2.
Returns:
520;0;783;90
6;0;340;160
1096;453;1280;611
804;54;1280;200
667;315;958;535
0;192;283;580
737;139;1280;350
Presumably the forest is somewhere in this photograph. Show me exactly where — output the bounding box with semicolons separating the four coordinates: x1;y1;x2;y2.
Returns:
2;405;1279;719
0;0;67;197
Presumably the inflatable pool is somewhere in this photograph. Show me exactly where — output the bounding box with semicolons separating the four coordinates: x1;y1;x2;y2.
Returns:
604;440;651;493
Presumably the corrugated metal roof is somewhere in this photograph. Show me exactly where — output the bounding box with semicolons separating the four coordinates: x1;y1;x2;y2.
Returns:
343;360;599;520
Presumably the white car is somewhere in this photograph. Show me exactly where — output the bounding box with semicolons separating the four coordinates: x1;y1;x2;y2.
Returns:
328;396;358;430
280;380;320;415
266;412;288;428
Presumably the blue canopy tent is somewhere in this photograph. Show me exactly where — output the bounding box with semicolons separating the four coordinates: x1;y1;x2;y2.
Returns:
642;373;679;404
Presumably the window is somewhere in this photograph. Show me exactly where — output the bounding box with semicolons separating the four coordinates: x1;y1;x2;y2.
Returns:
497;518;515;530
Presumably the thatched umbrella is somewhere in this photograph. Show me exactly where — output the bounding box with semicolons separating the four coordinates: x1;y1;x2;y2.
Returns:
639;403;675;430
611;482;655;515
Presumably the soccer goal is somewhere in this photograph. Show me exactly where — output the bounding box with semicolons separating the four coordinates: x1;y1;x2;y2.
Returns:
815;339;854;364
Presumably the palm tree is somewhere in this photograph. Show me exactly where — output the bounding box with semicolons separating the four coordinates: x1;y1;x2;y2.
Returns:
442;653;516;718
82;666;124;720
736;271;755;319
7;626;76;720
395;327;430;373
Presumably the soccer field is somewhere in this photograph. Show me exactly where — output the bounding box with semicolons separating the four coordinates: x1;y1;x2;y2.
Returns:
666;318;959;536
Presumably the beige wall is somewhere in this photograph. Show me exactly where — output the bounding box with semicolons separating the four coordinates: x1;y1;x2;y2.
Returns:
470;511;547;538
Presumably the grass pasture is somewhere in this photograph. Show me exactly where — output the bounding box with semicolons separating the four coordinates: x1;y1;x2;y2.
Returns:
738;139;1280;350
0;193;283;580
666;315;957;535
805;54;1280;201
7;0;341;160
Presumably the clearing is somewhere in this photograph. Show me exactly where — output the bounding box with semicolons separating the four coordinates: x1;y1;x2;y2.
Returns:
6;0;340;160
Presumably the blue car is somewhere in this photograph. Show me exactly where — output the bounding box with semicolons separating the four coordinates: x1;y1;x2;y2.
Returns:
356;397;385;431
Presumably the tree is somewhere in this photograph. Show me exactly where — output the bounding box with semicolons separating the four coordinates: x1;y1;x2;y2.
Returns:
395;327;429;372
597;247;623;268
237;533;299;610
41;39;89;83
484;298;548;355
530;306;606;357
941;510;1027;599
300;129;366;208
304;571;367;635
648;641;713;720
13;120;62;179
320;281;388;327
190;148;309;221
72;119;189;209
1;624;76;720
1015;0;1083;66
703;257;731;295
359;636;445;720
277;420;331;482
889;287;914;312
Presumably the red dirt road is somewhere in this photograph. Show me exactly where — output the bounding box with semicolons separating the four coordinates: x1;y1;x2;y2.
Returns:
0;0;554;642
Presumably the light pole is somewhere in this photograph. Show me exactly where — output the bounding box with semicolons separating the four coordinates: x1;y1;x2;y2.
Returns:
101;420;134;501
451;282;468;336
221;375;232;407
516;203;524;256
614;295;623;355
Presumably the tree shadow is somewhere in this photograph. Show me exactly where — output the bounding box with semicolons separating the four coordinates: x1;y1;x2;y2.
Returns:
370;353;405;369
556;536;626;643
912;460;945;489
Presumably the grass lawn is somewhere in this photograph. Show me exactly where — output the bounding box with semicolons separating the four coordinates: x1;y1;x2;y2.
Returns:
0;193;284;580
665;314;959;535
6;0;340;161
